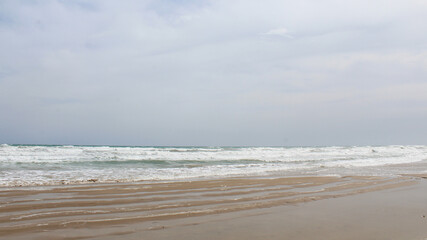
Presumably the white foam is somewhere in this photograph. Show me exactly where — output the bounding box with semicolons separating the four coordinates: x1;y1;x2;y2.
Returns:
1;145;426;186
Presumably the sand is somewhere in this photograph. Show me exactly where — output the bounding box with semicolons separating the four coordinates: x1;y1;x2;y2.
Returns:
1;175;427;240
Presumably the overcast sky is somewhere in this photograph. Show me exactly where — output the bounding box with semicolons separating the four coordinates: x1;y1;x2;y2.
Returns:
1;0;427;146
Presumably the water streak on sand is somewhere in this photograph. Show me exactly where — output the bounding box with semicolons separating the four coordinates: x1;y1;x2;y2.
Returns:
0;175;418;238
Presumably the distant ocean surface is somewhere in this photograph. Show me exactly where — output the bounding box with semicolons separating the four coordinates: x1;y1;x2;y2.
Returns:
1;144;426;187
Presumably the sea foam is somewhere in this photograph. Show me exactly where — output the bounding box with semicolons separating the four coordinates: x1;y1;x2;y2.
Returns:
0;145;426;186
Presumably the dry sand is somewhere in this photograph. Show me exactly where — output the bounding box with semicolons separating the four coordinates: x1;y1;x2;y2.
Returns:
1;175;427;240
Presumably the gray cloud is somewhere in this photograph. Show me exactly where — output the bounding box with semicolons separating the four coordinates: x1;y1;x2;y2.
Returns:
1;0;427;146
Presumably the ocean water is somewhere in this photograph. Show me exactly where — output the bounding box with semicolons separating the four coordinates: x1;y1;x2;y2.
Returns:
1;144;426;187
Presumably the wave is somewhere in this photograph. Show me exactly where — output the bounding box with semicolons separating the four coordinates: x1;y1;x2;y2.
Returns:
1;145;427;186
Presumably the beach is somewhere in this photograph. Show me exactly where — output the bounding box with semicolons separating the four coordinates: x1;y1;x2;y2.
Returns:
2;145;427;239
3;0;427;238
2;174;427;239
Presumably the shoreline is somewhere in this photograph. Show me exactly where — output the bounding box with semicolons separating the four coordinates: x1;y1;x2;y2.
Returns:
1;175;426;239
2;145;426;188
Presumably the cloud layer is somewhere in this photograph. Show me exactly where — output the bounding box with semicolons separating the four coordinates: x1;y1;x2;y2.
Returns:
1;0;427;146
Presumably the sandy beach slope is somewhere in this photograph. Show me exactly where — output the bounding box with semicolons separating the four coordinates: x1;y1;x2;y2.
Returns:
1;175;427;240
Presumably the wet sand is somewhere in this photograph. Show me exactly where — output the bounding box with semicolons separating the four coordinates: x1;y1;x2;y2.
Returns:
1;175;427;240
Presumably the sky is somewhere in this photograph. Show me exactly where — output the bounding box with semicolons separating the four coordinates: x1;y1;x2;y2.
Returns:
1;0;427;146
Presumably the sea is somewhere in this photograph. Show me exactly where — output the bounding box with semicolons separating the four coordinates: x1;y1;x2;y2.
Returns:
1;144;426;187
